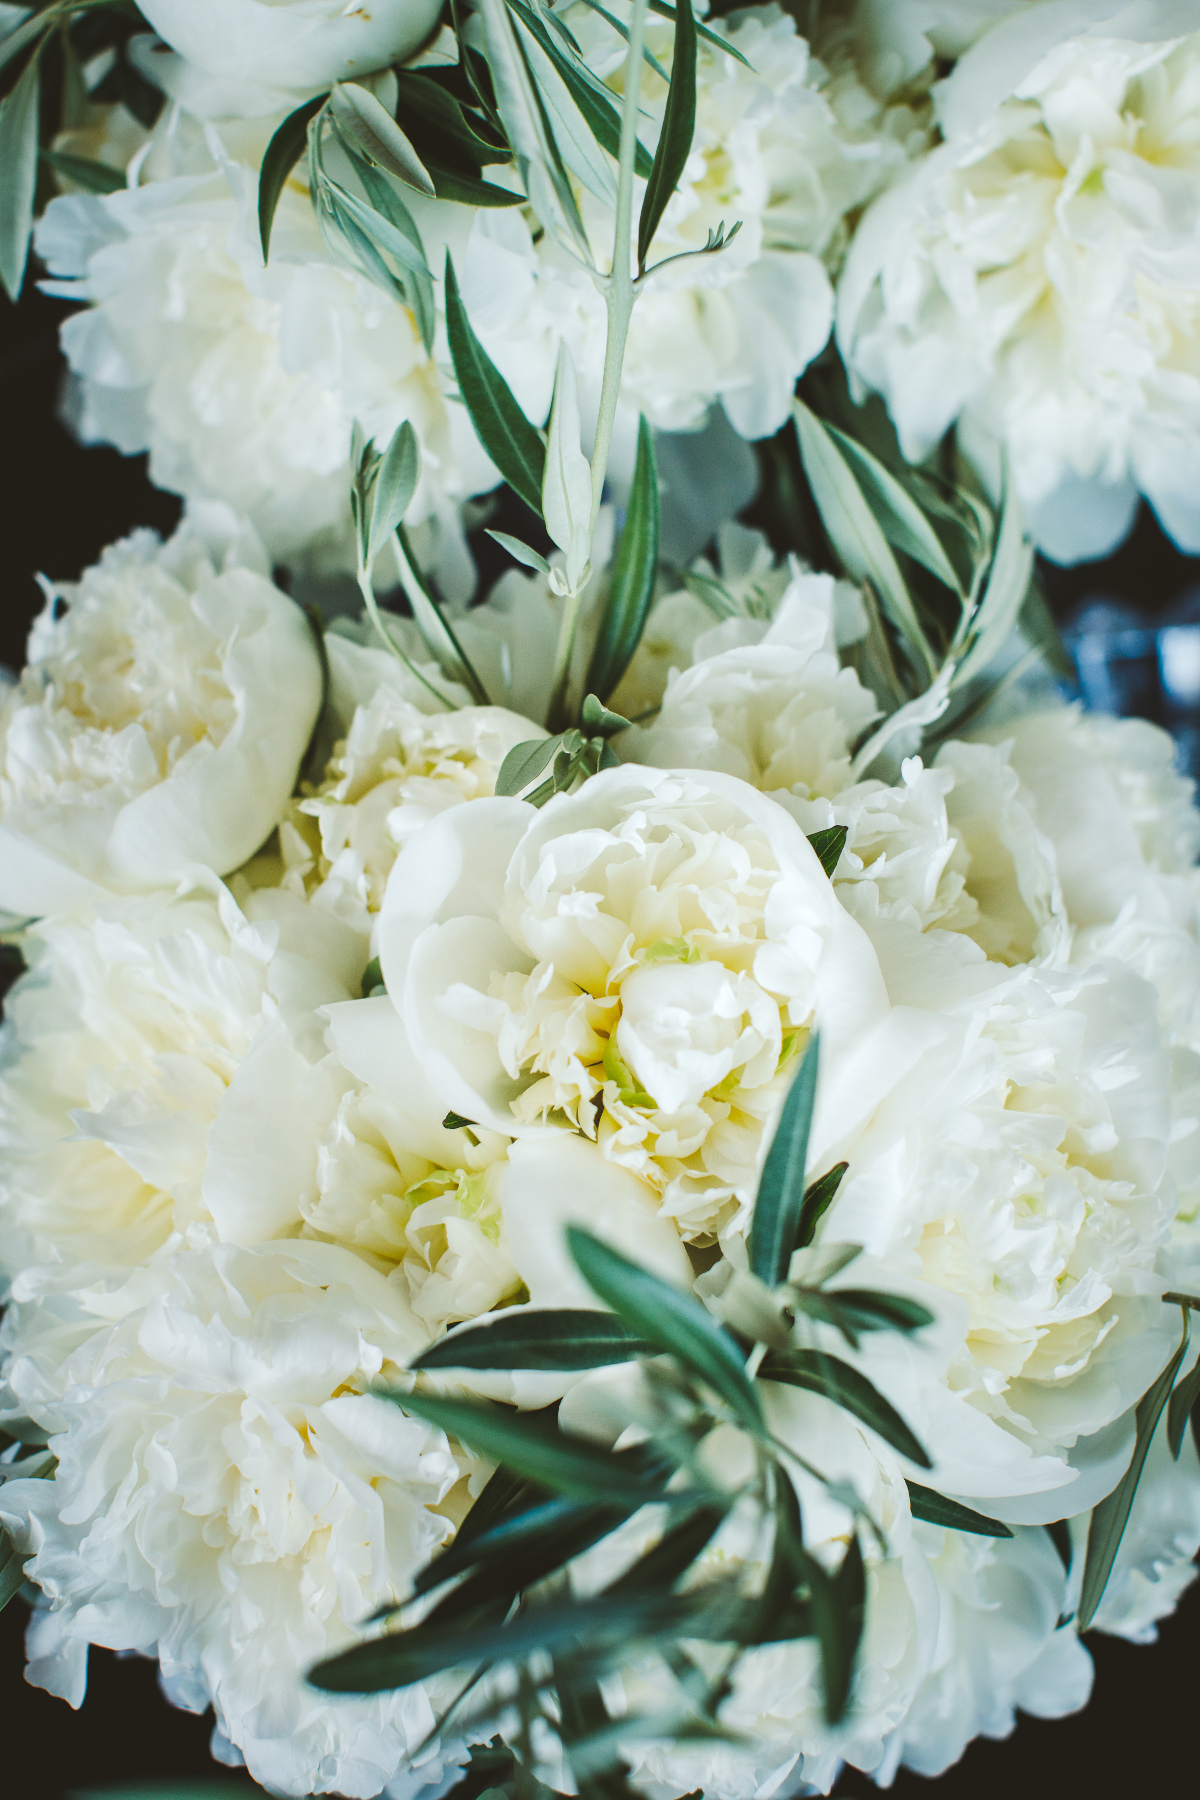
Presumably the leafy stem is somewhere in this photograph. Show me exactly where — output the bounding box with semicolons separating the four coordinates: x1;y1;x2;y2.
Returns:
354;565;458;712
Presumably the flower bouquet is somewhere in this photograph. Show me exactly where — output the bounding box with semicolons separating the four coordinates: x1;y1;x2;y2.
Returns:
2;3;1200;1798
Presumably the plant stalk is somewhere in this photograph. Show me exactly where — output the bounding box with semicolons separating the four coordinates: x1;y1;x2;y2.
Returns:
546;0;650;730
355;565;456;711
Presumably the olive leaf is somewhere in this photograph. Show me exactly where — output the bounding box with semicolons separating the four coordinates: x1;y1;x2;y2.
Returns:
542;344;594;593
792;1160;847;1254
444;250;546;516
329;81;436;195
40;148;125;194
637;0;696;272
586;416;660;702
0;1525;26;1615
905;1482;1014;1538
758;1348;931;1469
412;1309;656;1371
748;1033;820;1288
1078;1308;1192;1629
0;49;40;302
567;1227;763;1429
258;94;325;262
828;426;963;597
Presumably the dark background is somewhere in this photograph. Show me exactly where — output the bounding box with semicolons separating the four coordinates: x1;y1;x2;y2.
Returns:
3;283;1198;1798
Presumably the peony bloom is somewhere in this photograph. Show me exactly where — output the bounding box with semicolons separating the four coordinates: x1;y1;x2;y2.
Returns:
136;0;443;115
280;676;541;939
0;1239;471;1800
360;762;934;1243
838;19;1200;561
0;509;321;918
34;115;494;580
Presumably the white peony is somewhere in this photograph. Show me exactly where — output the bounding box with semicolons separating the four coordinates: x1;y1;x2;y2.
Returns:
35;115;493;580
362;762;937;1244
0;1238;471;1800
136;0;443;115
838;18;1200;561
0;880;365;1286
0;508;321;918
279;678;542;939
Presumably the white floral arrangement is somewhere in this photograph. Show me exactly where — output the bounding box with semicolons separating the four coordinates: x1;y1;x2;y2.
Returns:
2;3;1200;1799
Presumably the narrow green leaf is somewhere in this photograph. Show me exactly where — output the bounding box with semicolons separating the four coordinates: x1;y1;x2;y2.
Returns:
794;1161;846;1252
310;1589;675;1693
571;0;672;81
748;1034;820;1288
0;14;46;79
392;69;507;170
394;523;491;704
1167;1357;1200;1460
429;165;523;206
509;0;653;179
648;1;754;68
258;95;325;262
566;1226;762;1428
329;80;435;194
486;529;550;573
0;1527;25;1615
368;420;420;562
586;417;660;702
415;1494;626;1595
40;148;125;194
1045;1518;1073;1572
637;0;697;272
906;1481;1014;1537
0;49;40;302
792;400;936;684
952;469;1034;687
1079;1310;1192;1629
809;1530;865;1724
323;176;432;282
828;427;963;596
496;733;562;797
759;1348;931;1469
412;1309;656;1371
602;1504;727;1598
444;249;545;515
383;1389;671;1504
806;826;846;881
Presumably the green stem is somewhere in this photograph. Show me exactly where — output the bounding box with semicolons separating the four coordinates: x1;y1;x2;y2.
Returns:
355;566;457;710
546;0;650;731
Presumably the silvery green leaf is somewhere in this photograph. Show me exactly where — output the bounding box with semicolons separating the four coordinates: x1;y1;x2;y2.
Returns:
379;1388;672;1504
258;94;325;262
952;470;1034;687
542;344;593;589
828;427;963;596
648;0;754;68
570;0;671;82
749;1034;820;1289
395;525;491;704
0;48;39;302
0;1526;25;1615
321;176;432;282
412;1309;656;1370
486;530;551;573
637;0;696;273
0;11;43;79
512;11;616;210
792;1159;847;1252
683;570;739;619
416;1494;630;1599
806;1530;865;1724
905;1483;1014;1538
758;1348;931;1468
566;1226;763;1429
509;0;653;179
481;0;590;257
792;400;936;684
581;693;631;735
367;419;420;563
586;417;660;702
329;81;435;195
445;252;545;515
496;733;563;796
40;148;124;194
1078;1309;1192;1628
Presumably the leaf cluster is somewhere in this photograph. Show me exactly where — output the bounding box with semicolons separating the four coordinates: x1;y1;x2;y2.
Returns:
309;1039;963;1791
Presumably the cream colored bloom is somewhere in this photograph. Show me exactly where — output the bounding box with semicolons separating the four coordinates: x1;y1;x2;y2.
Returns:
0;509;321;917
281;688;541;938
367;764;930;1243
137;0;442;114
0;1239;469;1800
839;23;1200;560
